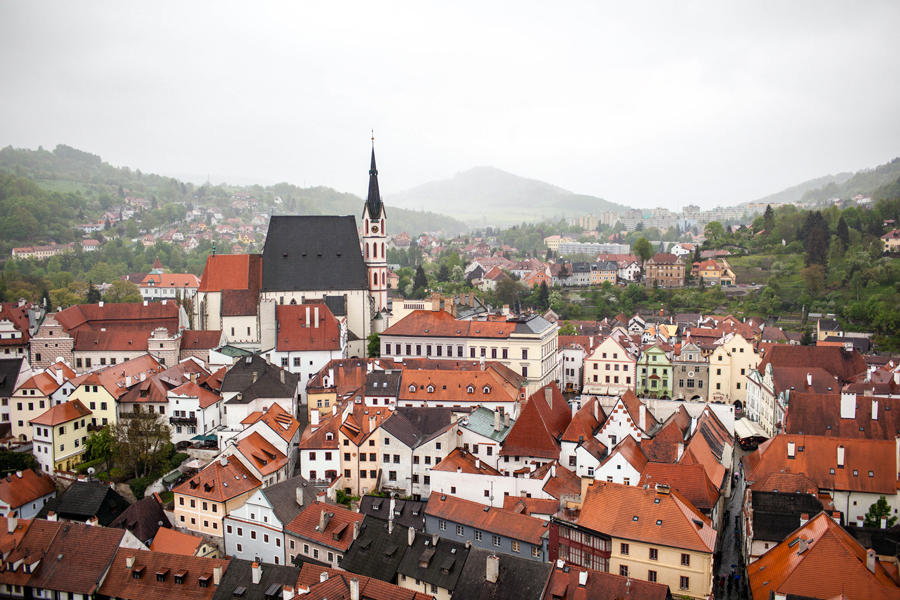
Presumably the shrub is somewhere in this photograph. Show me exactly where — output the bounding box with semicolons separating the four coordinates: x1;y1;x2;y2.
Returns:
129;475;155;500
168;453;189;471
75;457;106;474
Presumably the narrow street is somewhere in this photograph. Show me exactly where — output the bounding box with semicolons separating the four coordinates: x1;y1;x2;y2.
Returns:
713;445;751;599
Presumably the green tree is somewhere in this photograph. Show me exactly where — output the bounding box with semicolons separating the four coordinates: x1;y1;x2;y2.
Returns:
105;280;142;303
763;204;775;233
413;266;428;292
704;221;725;243
836;216;850;249
537;281;550;311
437;264;450;282
85;425;115;474
85;280;102;304
112;410;171;478
805;227;829;267
633;237;654;270
366;333;381;358
863;496;898;528
558;321;576;335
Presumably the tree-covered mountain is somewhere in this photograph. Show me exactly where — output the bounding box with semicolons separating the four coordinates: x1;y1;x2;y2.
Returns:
0;144;468;237
798;157;900;204
750;172;854;206
386;166;629;228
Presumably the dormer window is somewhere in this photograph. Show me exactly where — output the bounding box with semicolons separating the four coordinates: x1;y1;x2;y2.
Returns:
325;433;333;441
409;385;416;392
427;385;435;393
466;386;475;394
483;386;491;394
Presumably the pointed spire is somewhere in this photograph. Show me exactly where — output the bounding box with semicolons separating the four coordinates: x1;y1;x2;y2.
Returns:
365;141;383;221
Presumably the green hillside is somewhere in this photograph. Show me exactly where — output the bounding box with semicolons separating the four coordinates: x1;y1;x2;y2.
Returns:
386;166;629;227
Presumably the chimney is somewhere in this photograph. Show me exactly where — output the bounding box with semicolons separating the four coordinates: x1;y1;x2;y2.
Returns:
504;413;510;428
87;516;98;526
15;471;21;479
252;372;258;384
319;510;330;532
408;526;416;547
494;409;502;432
787;441;795;459
545;387;553;409
140;372;146;382
350;578;360;600
872;400;879;421
578;569;588;586
125;555;135;569
840;393;856;420
125;375;132;387
282;586;294;600
798;538;808;554
252;562;262;584
388;519;394;535
314;306;319;327
837;445;845;469
799;513;809;527
47;511;57;521
143;300;148;306
432;532;440;546
306;306;311;326
550;464;556;478
220;455;228;467
807;373;812;387
311;410;320;426
486;554;500;583
98;301;104;308
475;459;482;470
468;292;475;308
867;548;877;573
895;371;900;385
319;572;329;583
213;565;223;586
353;520;361;540
296;487;304;506
333;404;338;417
280;369;285;384
639;404;646;432
676;442;684;461
7;515;16;534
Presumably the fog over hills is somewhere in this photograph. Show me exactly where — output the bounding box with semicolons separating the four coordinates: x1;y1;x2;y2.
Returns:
385;166;630;228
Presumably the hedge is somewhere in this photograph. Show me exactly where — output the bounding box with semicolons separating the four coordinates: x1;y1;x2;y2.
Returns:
75;457;106;475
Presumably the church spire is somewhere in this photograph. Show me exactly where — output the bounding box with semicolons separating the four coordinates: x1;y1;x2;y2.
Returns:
365;141;383;220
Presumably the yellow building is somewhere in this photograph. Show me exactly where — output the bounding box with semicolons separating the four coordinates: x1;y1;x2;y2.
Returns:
589;261;618;285
707;334;759;411
69;372;118;429
337;403;389;496
30;399;92;473
173;455;261;539
562;480;716;600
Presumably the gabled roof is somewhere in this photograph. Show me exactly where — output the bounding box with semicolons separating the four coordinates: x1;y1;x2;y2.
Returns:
578;480;717;553
25;520;125;595
54;302;181;334
451;546;553;600
501;496;560;517
744;434;897;495
500;383;571;459
397;530;470;592
0;469;55;510
678;406;731;487
639;463;720;512
0;358;25;398
139;273;201;288
758;345;867;383
771;367;838;395
99;548;229;600
30;398;91;426
16;372;62;396
785;392;900;440
36;480;129;525
250;402;301;443
561;397;604;444
180;329;223;350
116;359;208;405
749;471;820;495
173;455;261;502
196;254;261;293
234;431;289;477
749;491;825;543
169;380;222;409
148;526;204;556
261;216;369;292
602;435;648;472
221;355;298;402
258;475;320;529
381;406;453;449
748;512;900;600
275;303;342;352
459;406;515;443
294;563;433;600
617;389;660;434
432;448;502;476
339;516;408;583
541;463;582;500
285;501;364;552
213;558;305;600
108;494;169;545
542;561;669;600
399;368;520;405
358;495;426;531
424;494;549;545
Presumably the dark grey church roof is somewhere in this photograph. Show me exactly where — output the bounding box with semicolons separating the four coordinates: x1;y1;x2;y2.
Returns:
261;216;368;292
222;354;298;403
339;516;408;583
364;148;385;221
397;531;469;593
359;496;426;531
452;547;552;600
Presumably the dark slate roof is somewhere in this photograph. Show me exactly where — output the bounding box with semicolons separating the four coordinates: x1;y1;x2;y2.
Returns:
397;530;469;592
324;295;348;317
751;491;825;542
37;481;130;526
365;371;402;397
108;494;170;545
261;216;368;292
359;496;427;531
222;355;299;403
339;516;408;583
0;358;24;398
511;315;554;335
451;547;552;600
824;336;870;353
847;525;900;557
260;475;324;529
211;558;301;600
381;408;453;450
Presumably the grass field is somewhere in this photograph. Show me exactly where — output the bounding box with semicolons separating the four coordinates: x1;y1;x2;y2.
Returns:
32;178;91;195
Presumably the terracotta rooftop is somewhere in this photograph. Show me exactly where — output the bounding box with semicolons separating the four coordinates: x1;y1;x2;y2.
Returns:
285;501;364;552
577;480;717;554
234;431;289;477
749;471;820;495
30;398;91;426
758;345;867;383
638;463;720;513
0;469;55;510
173;455;261;502
295;563;432;600
196;253;261;293
602;435;648;472
543;560;669;600
180;329;223;350
100;549;228;599
54;301;181;334
749;511;900;600
432;448;502;475
501;496;560;517
275;303;342;352
425;493;549;545
500;383;571;459
399;369;520;406
169;380;221;409
148;526;204;556
139;273;201;288
771;367;839;395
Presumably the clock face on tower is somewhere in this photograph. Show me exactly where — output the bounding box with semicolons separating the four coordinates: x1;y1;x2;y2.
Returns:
371;225;379;233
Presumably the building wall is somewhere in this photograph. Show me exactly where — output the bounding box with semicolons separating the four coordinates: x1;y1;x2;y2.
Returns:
224;493;286;565
636;348;674;399
609;537;713;600
10;389;51;441
72;384;117;428
429;470;549;507
174;490;256;541
285;533;344;569
398;576;452;600
708;335;759;409
582;338;636;396
424;513;548;561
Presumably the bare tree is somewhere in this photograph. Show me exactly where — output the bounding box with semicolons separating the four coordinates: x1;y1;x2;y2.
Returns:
112;409;171;478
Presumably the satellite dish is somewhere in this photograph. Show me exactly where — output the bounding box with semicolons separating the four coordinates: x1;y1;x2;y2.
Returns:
87;467;95;475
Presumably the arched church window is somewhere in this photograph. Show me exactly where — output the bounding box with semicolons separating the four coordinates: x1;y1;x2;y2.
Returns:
381;242;385;257
381;272;385;285
365;243;369;258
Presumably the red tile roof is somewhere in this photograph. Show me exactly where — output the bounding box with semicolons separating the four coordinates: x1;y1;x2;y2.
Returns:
275;303;342;352
744;435;897;495
0;469;55;510
748;511;900;600
785;392;900;439
169;380;221;409
234;431;289;477
180;330;223;350
425;493;549;545
148;526;203;555
638;463;720;512
432;448;502;475
502;496;560;517
749;471;819;495
382;310;516;339
17;372;62;396
400;369;520;406
139;273;201;288
500;383;571;459
758;345;867;383
578;480;717;553
55;302;181;334
99;548;229;600
771;367;839;395
542;561;669;600
285;501;364;552
602;435;648;472
196;254;261;292
30;398;91;426
254;402;301;443
173;455;261;502
295;563;432;600
540;463;582;500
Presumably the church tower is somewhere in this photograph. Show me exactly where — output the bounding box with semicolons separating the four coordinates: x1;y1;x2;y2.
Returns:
362;144;388;317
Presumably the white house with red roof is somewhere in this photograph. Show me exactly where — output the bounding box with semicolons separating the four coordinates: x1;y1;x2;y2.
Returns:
138;272;201;301
167;380;223;447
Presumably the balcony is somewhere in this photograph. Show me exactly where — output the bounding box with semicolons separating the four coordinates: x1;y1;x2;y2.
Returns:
169;416;198;425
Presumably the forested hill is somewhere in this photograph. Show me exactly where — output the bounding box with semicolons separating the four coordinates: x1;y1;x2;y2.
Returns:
798;157;900;204
0;144;468;237
387;166;629;228
751;172;854;206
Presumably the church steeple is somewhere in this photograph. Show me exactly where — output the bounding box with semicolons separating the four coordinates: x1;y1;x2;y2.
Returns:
365;147;384;220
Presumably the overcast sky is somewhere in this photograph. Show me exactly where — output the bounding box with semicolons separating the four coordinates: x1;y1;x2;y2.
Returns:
1;1;898;210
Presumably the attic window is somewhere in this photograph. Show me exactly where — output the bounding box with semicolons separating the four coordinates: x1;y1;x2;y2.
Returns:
233;586;247;597
632;516;639;521
466;386;475;394
656;520;663;526
427;385;435;393
853;470;859;476
483;386;491;394
653;498;660;504
325;433;333;441
199;574;211;588
409;385;416;392
174;570;187;584
157;568;169;581
132;565;145;579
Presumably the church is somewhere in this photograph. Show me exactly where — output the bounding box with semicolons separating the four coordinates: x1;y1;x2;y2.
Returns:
194;146;392;358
